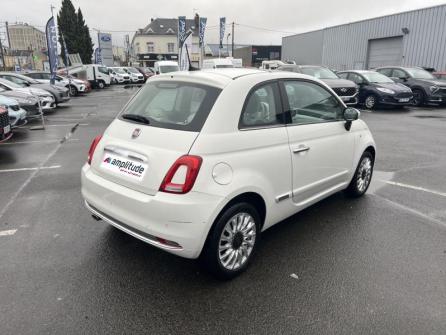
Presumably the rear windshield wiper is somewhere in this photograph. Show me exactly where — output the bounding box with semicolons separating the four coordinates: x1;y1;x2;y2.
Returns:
121;113;150;124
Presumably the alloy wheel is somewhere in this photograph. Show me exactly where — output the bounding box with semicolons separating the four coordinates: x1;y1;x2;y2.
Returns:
218;212;257;271
356;157;373;193
365;96;376;109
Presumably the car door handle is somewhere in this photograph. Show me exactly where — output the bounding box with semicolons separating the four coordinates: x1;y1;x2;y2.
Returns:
293;145;310;154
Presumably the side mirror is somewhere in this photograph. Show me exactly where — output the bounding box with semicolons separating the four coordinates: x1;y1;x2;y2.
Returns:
344;107;360;131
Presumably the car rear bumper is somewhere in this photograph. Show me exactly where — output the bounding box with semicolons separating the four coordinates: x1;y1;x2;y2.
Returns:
81;165;224;259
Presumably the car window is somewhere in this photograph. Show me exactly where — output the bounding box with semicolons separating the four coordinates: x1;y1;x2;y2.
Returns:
337;73;349;79
42;73;52;80
26;73;37;79
120;81;221;132
0;85;5;92
283;80;343;125
377;68;392;76
392;69;407;79
2;75;26;86
350;73;365;84
98;66;109;75
240;82;282;128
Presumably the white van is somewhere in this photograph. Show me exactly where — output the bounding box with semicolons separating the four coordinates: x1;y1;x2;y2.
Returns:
202;59;234;69
68;64;111;89
154;61;179;75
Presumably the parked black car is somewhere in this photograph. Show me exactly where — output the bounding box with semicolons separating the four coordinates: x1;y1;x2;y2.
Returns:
375;67;446;106
337;70;413;109
276;65;358;105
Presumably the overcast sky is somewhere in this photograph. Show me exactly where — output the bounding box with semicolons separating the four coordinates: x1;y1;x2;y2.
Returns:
1;0;446;47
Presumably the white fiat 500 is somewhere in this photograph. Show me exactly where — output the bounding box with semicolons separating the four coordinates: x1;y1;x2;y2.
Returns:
81;69;376;279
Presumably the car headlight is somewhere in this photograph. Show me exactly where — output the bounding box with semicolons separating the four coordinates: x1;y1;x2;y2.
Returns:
377;87;395;94
429;85;439;93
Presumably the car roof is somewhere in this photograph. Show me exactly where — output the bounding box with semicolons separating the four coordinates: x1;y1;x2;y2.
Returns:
150;68;318;89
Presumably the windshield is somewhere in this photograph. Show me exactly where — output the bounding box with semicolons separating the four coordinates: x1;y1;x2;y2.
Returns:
300;67;338;79
406;68;435;79
362;72;393;83
120;81;221;131
216;65;234;69
0;78;22;88
127;68;140;74
113;68;126;74
15;74;39;84
160;66;179;73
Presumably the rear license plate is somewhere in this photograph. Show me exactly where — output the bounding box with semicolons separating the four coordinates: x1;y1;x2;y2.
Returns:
399;98;410;102
101;152;147;180
4;125;10;134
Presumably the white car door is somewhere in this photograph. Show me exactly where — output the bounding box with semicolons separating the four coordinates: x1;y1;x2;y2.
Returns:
281;79;356;208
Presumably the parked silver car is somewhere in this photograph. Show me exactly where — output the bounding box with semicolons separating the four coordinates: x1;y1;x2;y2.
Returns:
0;72;70;105
0;78;54;115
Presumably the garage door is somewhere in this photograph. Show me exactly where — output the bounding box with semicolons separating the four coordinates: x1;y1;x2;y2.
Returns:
366;36;403;69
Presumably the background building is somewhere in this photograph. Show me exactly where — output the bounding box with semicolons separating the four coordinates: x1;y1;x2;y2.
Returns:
233;45;281;67
7;23;47;52
132;18;199;67
282;4;446;71
112;46;126;65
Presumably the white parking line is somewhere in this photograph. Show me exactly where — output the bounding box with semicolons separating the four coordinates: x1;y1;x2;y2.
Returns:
0;165;61;173
0;139;79;145
44;124;89;127
381;180;446;198
0;229;17;236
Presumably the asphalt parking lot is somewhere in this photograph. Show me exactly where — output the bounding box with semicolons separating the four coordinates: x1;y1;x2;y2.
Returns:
0;87;445;334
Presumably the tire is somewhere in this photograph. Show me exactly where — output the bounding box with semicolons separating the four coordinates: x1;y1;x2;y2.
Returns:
200;202;261;280
68;85;78;96
345;151;374;198
364;95;377;109
98;81;105;89
412;89;425;107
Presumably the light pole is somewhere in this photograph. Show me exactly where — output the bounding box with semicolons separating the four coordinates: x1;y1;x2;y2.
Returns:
226;33;231;57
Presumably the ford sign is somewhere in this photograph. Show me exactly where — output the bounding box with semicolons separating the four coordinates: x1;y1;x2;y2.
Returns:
100;35;111;42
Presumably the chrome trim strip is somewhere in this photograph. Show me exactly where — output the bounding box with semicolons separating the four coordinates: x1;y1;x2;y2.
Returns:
103;146;147;162
84;201;182;250
275;193;291;203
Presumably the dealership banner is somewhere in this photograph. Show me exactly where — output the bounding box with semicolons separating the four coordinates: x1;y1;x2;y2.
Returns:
199;17;207;47
219;17;226;49
179;32;192;71
94;48;102;64
45;16;58;84
178;16;187;48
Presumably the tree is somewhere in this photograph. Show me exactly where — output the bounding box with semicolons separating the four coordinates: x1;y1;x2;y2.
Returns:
76;9;94;64
57;0;77;65
57;0;94;65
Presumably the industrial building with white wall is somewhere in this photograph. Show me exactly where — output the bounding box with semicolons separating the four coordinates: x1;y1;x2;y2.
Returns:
282;4;446;71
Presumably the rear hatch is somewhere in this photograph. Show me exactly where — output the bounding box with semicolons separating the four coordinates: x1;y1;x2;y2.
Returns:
89;79;222;195
91;121;199;195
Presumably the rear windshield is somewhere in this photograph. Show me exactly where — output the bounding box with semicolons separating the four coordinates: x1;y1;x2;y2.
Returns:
215;65;234;68
120;81;221;131
160;66;179;73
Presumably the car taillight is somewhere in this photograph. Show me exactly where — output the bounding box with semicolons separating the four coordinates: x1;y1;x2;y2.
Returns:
87;135;102;165
159;155;202;194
